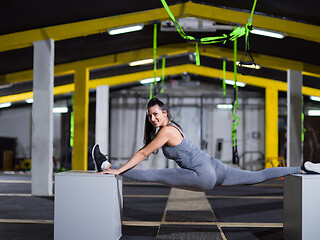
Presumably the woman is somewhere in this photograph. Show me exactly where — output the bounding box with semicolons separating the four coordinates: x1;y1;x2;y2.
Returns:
92;98;320;192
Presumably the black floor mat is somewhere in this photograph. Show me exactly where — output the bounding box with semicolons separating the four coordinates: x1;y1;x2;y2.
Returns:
121;225;158;240
222;227;283;240
123;197;168;221
208;198;283;223
123;184;171;196
0;196;54;220
0;223;54;240
157;224;222;240
165;210;216;222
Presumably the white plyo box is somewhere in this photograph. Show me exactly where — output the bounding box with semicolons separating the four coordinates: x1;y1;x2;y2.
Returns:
54;171;123;240
284;174;320;240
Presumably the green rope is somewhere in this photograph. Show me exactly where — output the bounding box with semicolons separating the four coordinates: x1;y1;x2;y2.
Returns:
161;57;166;93
150;23;158;99
248;0;258;25
232;39;240;148
153;23;157;83
222;59;226;96
70;94;74;147
195;42;200;65
159;0;257;47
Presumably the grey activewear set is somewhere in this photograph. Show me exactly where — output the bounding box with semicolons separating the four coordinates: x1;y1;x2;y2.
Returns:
113;123;300;192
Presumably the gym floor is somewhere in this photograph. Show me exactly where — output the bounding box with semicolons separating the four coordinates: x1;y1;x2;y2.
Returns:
0;172;285;239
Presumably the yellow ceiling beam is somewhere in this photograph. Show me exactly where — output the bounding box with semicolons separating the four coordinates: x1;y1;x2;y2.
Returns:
0;4;183;52
0;2;319;53
0;44;188;84
1;64;320;105
198;45;320;78
0;43;319;86
184;2;320;43
186;64;320;96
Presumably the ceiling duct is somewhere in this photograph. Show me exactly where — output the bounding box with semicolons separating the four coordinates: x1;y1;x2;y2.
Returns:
161;17;234;32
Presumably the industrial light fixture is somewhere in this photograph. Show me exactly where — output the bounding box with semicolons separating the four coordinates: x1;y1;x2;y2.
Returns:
225;79;246;87
251;28;286;39
129;58;154;66
308;110;320;116
140;77;161;85
310;96;320;102
0;102;12;109
53;107;68;114
217;104;233;109
107;23;144;35
236;61;261;70
25;98;34;104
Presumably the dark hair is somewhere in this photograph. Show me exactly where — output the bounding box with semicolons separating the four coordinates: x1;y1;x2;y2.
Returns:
144;98;178;146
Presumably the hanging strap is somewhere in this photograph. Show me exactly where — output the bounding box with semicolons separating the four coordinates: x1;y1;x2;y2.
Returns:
150;23;158;99
222;59;226;96
160;57;166;93
195;42;200;65
232;39;240;164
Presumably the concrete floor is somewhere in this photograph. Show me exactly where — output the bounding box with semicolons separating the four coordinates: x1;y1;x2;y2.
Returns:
0;172;285;239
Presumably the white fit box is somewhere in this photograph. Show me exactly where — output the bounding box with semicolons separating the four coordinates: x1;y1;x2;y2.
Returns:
54;171;123;240
284;174;320;240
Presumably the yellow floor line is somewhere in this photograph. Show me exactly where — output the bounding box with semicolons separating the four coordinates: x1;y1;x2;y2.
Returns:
0;193;32;197
0;180;31;183
206;195;283;199
0;219;54;224
123;195;168;198
122;221;283;228
123;182;165;186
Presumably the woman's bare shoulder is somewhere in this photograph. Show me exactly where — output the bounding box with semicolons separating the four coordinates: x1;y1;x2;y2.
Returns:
159;125;181;136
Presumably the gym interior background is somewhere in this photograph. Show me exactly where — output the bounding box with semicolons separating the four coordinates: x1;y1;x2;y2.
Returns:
0;0;319;239
0;0;319;172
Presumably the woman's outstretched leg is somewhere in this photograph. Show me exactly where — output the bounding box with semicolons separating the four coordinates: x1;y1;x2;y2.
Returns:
110;165;216;192
220;166;301;186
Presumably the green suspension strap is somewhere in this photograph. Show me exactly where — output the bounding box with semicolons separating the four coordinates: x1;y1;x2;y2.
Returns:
195;42;200;66
161;57;166;93
237;0;257;75
70;93;74;147
232;39;240;164
150;23;158;99
222;59;227;97
159;0;258;67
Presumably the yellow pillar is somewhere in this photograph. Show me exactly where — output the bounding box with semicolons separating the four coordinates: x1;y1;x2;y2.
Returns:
265;87;279;168
72;66;89;170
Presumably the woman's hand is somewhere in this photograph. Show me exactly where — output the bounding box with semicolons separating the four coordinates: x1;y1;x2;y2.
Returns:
98;168;121;175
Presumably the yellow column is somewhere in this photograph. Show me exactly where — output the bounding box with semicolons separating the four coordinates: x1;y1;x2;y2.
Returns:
265;87;279;168
72;66;89;170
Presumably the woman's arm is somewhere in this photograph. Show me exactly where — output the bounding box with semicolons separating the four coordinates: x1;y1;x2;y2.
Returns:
99;127;172;175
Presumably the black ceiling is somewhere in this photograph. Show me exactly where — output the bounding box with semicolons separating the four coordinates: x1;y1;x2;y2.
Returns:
0;0;319;90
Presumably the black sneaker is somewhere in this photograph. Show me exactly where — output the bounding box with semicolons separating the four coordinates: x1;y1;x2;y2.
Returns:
92;144;110;172
301;161;320;174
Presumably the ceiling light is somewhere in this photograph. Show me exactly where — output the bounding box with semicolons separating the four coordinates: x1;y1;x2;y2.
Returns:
251;28;286;39
129;59;154;66
53;107;68;114
108;23;144;35
217;104;233;109
225;79;246;87
0;102;12;109
310;96;320;102
308;110;320;116
236;61;261;69
140;77;161;85
25;98;34;104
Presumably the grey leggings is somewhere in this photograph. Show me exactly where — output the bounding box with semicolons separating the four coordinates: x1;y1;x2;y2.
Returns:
112;158;300;192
